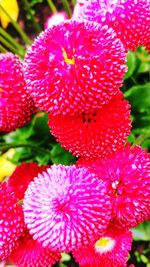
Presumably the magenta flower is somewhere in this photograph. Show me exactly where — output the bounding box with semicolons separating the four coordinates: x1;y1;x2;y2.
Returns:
0;53;35;133
77;144;150;228
23;165;112;252
73;228;132;267
0;183;24;261
48;93;131;158
24;20;127;115
9;229;61;267
80;0;150;52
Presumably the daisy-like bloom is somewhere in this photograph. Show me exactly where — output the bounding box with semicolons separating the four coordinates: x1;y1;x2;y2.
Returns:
0;53;35;133
8;162;48;201
9;229;61;267
24;20;127;116
73;228;132;267
77;144;150;228
80;0;150;52
48;92;131;158
23;165;112;252
44;11;68;29
0;183;24;261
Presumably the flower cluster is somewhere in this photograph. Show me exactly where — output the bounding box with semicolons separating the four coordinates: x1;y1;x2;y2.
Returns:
0;1;150;266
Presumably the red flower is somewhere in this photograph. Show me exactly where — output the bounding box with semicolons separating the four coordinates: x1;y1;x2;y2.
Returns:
73;228;132;267
77;144;150;228
80;0;150;52
48;93;131;158
9;229;61;267
0;183;24;261
8;162;48;201
0;53;35;133
23;165;112;252
24;20;127;115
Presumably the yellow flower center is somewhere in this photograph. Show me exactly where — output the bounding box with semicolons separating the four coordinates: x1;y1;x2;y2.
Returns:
62;48;75;65
95;237;115;254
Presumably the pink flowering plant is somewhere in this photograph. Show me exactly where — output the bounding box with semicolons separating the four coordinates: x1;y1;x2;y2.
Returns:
0;0;150;266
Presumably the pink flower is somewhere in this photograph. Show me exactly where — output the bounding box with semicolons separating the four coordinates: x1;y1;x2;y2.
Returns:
80;0;150;52
8;162;48;200
0;53;35;133
23;165;112;252
72;0;87;20
77;144;150;228
9;229;61;267
24;21;127;115
45;11;68;29
48;93;131;158
73;228;132;267
0;183;24;260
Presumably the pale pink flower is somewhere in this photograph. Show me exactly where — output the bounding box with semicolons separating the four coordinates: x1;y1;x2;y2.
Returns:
23;165;112;252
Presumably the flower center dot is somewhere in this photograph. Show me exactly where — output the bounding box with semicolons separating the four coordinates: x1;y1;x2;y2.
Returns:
95;237;115;254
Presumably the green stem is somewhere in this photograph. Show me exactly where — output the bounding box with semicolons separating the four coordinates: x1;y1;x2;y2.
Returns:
62;0;72;18
0;143;49;154
0;35;24;57
47;0;57;13
0;4;31;45
0;44;7;53
23;0;42;34
71;0;76;6
0;27;26;57
133;132;150;146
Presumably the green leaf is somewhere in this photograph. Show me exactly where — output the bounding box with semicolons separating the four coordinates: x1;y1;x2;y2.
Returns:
138;62;150;73
125;83;150;113
140;254;149;264
3;122;34;143
127;133;135;145
61;252;71;262
35;153;51;165
50;143;76;165
132;221;150;241
32;113;55;142
124;51;137;80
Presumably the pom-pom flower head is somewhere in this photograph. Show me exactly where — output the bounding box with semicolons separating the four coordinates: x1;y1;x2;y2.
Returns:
8;162;48;201
0;53;35;133
77;144;150;228
23;165;112;252
80;0;150;52
73;228;132;267
0;183;24;261
9;229;60;267
48;93;131;158
24;20;127;115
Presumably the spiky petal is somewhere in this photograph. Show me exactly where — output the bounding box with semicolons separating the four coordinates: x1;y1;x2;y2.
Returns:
24;20;127;115
48;93;131;158
0;53;35;133
9;229;60;267
0;183;24;261
77;144;150;228
80;0;150;52
8;162;48;201
73;228;132;267
23;165;111;252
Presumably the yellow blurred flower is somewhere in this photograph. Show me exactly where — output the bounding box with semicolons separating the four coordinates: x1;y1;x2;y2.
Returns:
0;0;19;28
0;149;16;181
